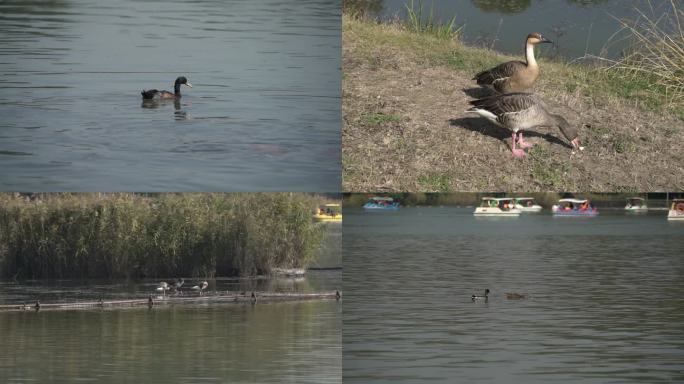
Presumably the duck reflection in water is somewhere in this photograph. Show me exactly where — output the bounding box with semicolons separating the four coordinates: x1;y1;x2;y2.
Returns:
141;98;188;120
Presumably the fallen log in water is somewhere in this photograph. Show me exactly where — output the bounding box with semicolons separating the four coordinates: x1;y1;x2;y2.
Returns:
0;291;341;312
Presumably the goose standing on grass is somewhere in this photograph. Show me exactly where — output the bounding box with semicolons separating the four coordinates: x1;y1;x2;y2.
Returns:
473;33;552;93
472;289;490;301
192;281;208;295
141;76;192;100
468;93;582;158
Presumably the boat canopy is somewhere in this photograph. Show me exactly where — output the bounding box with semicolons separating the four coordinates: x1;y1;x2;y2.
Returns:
515;197;536;201
558;198;588;204
369;197;394;201
626;197;645;202
322;203;340;207
481;197;515;202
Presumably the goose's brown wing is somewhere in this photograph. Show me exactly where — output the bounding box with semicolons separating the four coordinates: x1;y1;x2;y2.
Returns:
473;61;526;86
469;93;537;116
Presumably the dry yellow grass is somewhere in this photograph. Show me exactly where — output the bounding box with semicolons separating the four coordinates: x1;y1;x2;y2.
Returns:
343;17;684;192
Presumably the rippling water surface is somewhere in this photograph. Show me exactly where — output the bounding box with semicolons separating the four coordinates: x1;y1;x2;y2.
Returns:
343;207;684;383
0;271;341;384
0;224;341;383
0;0;340;191
372;0;674;59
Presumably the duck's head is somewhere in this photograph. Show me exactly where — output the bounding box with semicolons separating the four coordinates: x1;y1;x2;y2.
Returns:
527;32;552;45
484;289;490;295
175;76;192;88
553;114;582;150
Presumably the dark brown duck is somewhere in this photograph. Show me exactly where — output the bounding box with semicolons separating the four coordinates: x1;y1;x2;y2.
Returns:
141;76;192;99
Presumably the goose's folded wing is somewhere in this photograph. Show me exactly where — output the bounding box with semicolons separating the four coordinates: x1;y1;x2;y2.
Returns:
474;61;526;85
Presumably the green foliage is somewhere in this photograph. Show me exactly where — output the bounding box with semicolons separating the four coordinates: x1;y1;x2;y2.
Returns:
404;0;462;40
343;0;383;18
0;193;326;279
417;173;451;192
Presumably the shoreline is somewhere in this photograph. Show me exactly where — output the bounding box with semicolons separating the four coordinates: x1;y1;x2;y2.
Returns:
342;16;684;192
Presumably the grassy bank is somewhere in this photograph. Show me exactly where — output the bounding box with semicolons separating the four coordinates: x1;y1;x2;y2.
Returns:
343;15;684;191
0;193;328;279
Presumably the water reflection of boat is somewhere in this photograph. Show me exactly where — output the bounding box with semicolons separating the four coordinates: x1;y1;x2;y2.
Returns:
313;203;342;222
625;197;648;212
667;199;684;221
513;197;542;212
552;198;598;216
473;197;520;216
363;196;400;211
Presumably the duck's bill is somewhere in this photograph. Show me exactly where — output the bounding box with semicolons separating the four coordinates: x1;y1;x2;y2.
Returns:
185;82;193;88
542;37;553;44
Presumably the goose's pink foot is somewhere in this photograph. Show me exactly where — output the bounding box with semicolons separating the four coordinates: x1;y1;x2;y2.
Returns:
511;132;526;158
516;132;534;149
512;148;526;158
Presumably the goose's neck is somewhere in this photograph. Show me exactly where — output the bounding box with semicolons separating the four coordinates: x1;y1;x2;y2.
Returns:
525;42;537;68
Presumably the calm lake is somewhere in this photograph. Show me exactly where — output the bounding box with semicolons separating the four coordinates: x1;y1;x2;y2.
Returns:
364;0;675;59
343;206;684;383
0;0;340;192
0;224;341;383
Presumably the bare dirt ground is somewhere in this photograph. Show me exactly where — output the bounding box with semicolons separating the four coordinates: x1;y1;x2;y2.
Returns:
343;26;684;192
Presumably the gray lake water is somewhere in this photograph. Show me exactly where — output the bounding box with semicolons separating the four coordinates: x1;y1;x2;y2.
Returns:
0;224;342;383
343;206;684;383
0;271;341;384
367;0;675;60
0;0;340;192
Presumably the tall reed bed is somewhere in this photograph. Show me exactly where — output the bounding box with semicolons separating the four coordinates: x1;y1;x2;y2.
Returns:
607;0;684;107
0;193;327;279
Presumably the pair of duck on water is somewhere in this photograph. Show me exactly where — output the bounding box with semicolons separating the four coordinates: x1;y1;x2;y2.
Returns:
469;32;583;158
472;289;528;301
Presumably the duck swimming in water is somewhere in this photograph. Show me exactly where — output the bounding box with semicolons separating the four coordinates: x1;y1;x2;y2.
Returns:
141;76;192;100
472;289;490;301
505;292;528;300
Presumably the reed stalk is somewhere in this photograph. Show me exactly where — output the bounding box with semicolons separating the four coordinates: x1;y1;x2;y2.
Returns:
0;193;328;279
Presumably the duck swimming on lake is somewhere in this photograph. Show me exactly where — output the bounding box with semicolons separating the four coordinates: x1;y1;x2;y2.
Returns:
472;289;490;301
141;76;192;100
505;292;528;300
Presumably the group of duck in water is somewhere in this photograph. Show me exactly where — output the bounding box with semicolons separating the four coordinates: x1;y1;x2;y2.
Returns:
468;32;584;158
472;289;529;302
